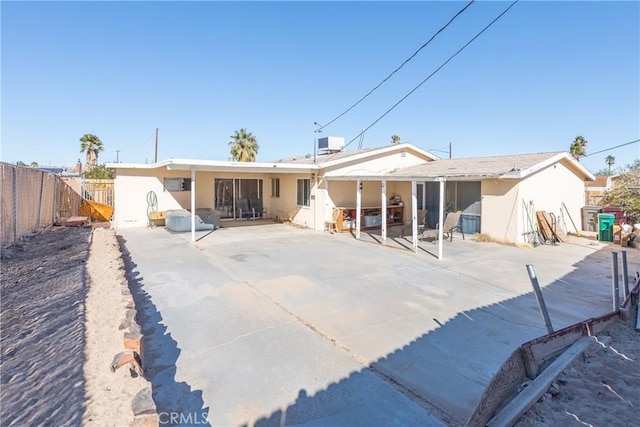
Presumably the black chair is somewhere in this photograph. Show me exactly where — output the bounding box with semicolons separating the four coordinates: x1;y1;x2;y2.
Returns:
249;198;266;219
235;199;253;220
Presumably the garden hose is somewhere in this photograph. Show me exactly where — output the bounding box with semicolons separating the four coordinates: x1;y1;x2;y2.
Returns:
146;191;158;226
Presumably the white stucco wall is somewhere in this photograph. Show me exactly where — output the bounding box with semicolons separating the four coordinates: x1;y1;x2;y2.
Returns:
517;160;585;237
480;160;586;243
273;174;315;229
481;179;520;243
113;169;190;229
114;169;285;229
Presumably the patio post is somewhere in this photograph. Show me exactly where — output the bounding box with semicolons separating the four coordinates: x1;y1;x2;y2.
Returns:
356;179;362;239
325;179;331;226
438;178;444;260
411;180;418;252
191;168;196;242
381;180;387;242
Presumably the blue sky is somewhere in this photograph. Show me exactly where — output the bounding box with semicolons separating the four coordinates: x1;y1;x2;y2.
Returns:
2;1;639;174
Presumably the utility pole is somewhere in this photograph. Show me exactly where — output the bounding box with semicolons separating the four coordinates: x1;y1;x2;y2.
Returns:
154;127;159;163
449;142;452;159
116;150;120;163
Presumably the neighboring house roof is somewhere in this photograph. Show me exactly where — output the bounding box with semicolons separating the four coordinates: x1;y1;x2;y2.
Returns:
585;175;609;188
36;167;65;175
107;143;438;173
382;152;595;182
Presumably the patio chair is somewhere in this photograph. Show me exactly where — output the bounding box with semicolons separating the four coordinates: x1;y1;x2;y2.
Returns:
235;198;253;220
324;208;340;234
249;198;266;219
420;210;464;242
400;209;427;238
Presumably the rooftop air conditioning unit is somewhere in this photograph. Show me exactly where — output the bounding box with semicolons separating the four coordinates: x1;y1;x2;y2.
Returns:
318;136;345;153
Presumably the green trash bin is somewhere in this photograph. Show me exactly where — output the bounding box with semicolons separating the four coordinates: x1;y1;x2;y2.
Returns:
597;213;615;242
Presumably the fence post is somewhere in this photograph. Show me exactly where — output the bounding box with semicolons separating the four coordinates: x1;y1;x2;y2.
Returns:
612;252;620;310
53;177;58;224
621;251;629;299
13;166;18;243
36;171;44;229
526;264;554;334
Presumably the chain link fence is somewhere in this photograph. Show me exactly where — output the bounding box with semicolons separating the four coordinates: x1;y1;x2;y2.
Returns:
1;162;83;246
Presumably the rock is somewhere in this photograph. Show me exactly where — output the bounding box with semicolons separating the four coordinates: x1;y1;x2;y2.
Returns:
119;309;137;330
1;248;14;260
128;321;142;334
110;350;144;377
132;387;156;417
124;331;144;355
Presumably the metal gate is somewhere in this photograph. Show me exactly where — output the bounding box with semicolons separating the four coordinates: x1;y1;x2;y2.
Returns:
83;179;114;206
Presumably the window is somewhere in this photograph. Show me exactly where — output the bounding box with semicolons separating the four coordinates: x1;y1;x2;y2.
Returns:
271;178;280;198
297;179;310;207
163;177;191;192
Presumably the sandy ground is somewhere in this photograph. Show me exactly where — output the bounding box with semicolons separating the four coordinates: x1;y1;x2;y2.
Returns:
82;227;147;426
515;309;639;427
1;226;145;426
1;225;638;426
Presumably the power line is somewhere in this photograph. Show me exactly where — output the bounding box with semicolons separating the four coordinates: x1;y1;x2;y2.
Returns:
583;138;640;157
318;0;476;132
338;0;520;153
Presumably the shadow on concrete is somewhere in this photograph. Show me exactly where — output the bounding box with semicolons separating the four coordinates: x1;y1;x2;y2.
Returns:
250;244;632;426
118;236;210;426
0;227;91;426
357;227;457;259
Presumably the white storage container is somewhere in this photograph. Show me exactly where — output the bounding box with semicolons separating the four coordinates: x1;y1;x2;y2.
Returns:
364;214;382;227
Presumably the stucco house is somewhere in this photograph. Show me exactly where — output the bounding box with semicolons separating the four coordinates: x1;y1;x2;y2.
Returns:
108;143;593;255
384;151;594;244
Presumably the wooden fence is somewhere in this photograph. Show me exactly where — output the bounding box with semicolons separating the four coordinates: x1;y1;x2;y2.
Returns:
1;162;83;246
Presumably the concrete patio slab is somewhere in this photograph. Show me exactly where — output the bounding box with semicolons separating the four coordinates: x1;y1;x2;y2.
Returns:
118;223;637;426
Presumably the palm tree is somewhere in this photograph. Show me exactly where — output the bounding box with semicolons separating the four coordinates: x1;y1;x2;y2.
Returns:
229;128;259;162
391;135;401;145
569;135;588;161
605;155;615;175
80;134;104;169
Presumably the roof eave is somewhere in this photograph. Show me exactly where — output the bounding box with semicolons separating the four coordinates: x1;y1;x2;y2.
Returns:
108;159;318;173
519;153;595;181
320;143;438;169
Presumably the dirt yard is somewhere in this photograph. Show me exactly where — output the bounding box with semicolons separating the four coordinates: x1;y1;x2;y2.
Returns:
515;311;639;427
1;226;638;426
1;226;145;426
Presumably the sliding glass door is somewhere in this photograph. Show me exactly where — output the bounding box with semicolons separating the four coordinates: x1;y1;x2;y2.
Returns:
214;178;263;219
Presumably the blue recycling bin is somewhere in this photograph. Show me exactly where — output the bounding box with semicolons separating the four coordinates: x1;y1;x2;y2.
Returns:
460;213;481;234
